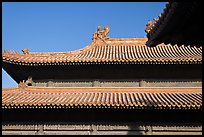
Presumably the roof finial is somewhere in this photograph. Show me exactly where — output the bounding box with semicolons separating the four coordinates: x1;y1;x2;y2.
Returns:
92;26;110;42
97;26;101;32
18;76;33;89
153;18;158;24
145;20;153;34
22;48;30;54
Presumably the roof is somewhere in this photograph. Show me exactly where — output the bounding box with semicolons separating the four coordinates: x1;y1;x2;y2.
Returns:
145;2;203;47
2;38;202;66
2;87;202;110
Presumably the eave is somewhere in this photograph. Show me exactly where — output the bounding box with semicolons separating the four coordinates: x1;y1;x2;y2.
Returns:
145;2;203;47
2;87;202;110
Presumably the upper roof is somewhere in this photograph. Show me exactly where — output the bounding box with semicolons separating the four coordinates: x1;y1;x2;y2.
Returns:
2;37;202;66
2;87;202;110
145;2;203;47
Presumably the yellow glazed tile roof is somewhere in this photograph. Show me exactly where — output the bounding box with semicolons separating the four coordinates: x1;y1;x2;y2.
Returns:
2;87;202;110
2;38;202;65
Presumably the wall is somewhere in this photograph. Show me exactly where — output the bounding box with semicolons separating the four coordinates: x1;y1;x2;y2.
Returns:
2;123;202;135
32;79;202;87
2;109;202;135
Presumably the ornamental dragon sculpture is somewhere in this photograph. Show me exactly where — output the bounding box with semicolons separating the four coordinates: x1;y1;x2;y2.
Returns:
18;76;33;89
92;26;110;41
145;20;153;34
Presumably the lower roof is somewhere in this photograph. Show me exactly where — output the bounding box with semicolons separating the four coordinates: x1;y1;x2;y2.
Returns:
2;87;202;110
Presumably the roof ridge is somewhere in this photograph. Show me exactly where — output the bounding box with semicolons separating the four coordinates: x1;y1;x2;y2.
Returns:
2;38;148;55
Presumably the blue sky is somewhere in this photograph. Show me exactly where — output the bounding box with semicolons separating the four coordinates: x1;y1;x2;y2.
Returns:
2;2;166;88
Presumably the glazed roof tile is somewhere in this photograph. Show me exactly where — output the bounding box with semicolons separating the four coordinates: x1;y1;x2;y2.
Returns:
2;87;202;109
2;38;202;65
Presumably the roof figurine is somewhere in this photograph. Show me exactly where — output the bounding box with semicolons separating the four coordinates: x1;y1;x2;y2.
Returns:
18;77;32;89
22;48;30;54
92;26;110;42
153;18;158;25
145;20;153;35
